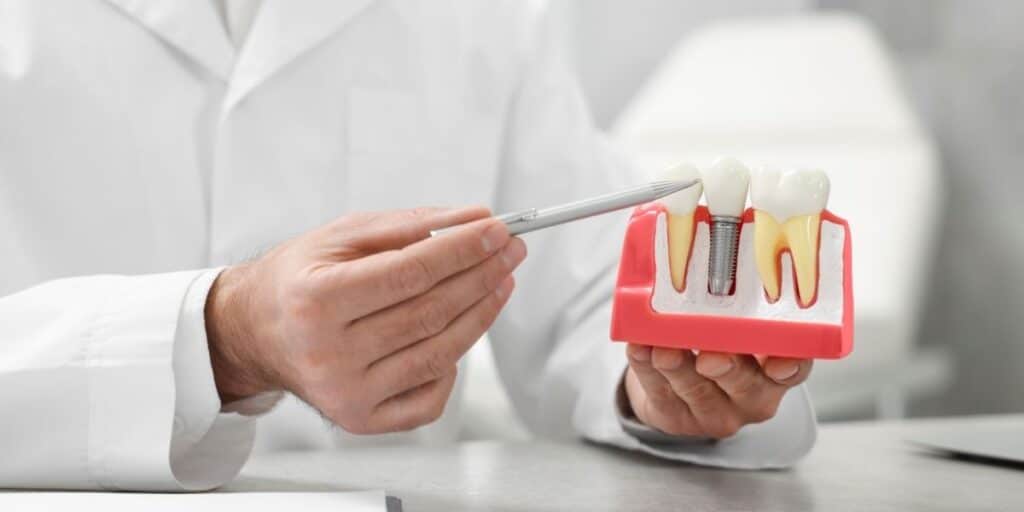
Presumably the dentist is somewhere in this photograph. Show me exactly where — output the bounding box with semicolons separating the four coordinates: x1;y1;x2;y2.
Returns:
0;0;816;490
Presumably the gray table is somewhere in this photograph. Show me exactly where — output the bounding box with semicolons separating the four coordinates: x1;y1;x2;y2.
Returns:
226;415;1024;511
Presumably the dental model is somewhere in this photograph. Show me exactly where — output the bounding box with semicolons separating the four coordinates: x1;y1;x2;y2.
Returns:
610;160;853;360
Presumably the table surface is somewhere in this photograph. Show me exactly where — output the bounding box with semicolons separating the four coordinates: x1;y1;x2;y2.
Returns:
227;415;1024;512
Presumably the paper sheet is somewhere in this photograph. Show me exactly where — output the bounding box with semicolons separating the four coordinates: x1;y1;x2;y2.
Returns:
0;490;389;512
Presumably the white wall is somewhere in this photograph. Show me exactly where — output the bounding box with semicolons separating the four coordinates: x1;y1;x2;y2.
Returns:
565;0;808;127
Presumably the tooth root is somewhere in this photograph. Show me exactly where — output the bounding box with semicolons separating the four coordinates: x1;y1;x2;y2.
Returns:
667;213;696;292
753;210;784;301
783;214;821;307
754;211;823;306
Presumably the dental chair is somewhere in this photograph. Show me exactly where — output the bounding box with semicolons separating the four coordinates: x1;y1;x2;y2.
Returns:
611;13;950;419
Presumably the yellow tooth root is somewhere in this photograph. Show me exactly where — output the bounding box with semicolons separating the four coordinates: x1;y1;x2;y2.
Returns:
784;214;822;307
666;213;696;291
753;211;822;306
753;211;784;302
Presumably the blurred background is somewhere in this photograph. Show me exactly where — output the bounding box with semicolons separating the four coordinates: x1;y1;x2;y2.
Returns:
464;0;1024;438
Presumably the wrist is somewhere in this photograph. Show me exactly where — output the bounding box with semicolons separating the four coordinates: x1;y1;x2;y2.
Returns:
205;264;273;403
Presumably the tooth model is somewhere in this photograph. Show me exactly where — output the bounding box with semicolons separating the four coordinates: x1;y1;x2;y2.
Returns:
703;157;750;296
658;163;703;291
750;168;830;307
609;162;853;360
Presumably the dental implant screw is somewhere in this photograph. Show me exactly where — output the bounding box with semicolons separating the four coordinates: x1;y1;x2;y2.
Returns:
708;215;741;296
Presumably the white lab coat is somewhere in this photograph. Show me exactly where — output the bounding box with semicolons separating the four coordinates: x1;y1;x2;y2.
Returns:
0;0;816;491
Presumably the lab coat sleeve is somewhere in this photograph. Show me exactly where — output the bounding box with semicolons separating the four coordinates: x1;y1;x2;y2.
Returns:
487;8;816;469
0;269;263;490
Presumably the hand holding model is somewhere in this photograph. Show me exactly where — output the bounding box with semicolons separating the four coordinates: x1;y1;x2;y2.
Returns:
625;347;812;438
205;207;526;434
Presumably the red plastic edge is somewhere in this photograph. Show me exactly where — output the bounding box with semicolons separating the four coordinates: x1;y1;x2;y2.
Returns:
609;203;854;360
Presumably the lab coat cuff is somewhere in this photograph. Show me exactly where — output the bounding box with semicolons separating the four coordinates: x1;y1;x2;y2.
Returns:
171;268;223;451
169;267;278;490
222;390;286;416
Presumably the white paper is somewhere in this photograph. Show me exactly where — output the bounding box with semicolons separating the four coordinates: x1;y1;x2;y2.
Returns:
0;490;387;512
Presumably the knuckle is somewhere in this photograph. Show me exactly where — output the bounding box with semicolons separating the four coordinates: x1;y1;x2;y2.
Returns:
482;260;507;291
402;411;434;431
475;294;503;331
678;380;720;409
407;207;438;220
416;296;454;337
391;416;418;432
325;403;374;435
282;281;323;324
651;349;680;371
392;255;433;296
396;355;421;382
661;417;693;437
750;400;780;423
455;235;486;270
729;373;760;399
422;351;451;381
644;381;675;404
714;416;743;438
336;416;373;435
426;396;447;424
397;401;445;432
427;377;455;423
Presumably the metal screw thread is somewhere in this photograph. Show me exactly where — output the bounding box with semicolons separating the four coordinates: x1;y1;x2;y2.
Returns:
708;215;742;296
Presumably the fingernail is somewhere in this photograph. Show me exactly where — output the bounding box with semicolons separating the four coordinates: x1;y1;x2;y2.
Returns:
495;276;515;300
481;223;508;253
630;346;651;362
768;362;799;382
648;348;682;370
698;356;733;378
501;240;527;269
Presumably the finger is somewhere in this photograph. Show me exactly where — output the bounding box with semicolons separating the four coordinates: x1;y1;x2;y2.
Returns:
696;352;785;423
330;216;512;318
626;345;673;403
763;357;813;386
625;345;697;434
332;206;492;252
653;348;744;439
364;370;458;434
349;238;526;361
366;275;515;398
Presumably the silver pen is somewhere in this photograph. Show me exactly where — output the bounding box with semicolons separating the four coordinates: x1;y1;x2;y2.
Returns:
431;179;701;237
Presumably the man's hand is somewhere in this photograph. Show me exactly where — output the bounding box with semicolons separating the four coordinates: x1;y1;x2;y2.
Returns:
204;207;526;434
624;345;812;439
